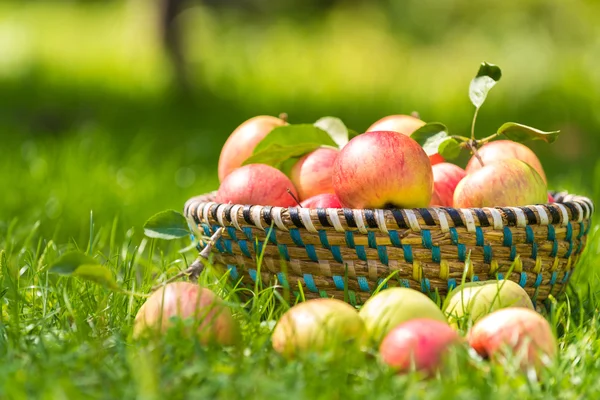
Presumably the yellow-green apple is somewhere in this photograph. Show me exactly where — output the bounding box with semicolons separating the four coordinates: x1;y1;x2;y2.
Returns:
290;147;339;200
216;163;299;207
133;282;240;345
218;115;286;181
358;288;447;345
380;319;461;375
465;140;547;183
366;114;444;165
333;131;434;209
468;307;557;371
430;163;467;207
300;193;342;209
453;159;547;208
443;280;534;328
271;298;366;359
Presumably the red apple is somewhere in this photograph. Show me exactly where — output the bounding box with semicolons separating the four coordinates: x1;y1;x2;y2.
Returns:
218;115;286;181
467;308;557;371
133;282;240;345
271;298;367;359
465;140;547;183
290;147;339;200
300;193;342;209
333;131;434;209
453;159;547;208
548;193;555;203
430;163;467;207
216;164;299;207
366;114;444;165
380;319;461;375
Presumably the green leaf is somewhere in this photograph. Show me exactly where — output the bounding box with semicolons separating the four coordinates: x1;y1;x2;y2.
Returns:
49;252;119;290
314;117;349;148
469;62;502;108
438;138;462;159
497;122;560;144
144;210;189;240
411;122;450;156
243;124;337;168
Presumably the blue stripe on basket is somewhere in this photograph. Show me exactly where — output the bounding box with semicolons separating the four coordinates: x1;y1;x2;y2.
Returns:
277;272;289;288
305;244;318;262
249;269;257;282
497;273;504;280
531;242;538;259
377;245;389;265
243;227;253;241
449;227;459;245
509;245;517;261
562;271;570;283
304;274;318;292
503;227;512;246
333;275;345;290
266;229;277;244
432;246;441;263
483;245;492;263
550;240;558;257
565;241;573;258
238;240;251;258
457;244;466;262
576;240;583;255
400;279;410;288
345;231;355;249
389;230;401;247
215;238;225;253
525;226;534;244
447;279;457;291
402;245;413;263
547;224;555;241
226;227;237;241
224;239;233;254
519;272;527;287
565;222;573;242
367;231;377;249
227;265;238;280
534;273;543;288
318;230;330;249
254;240;264;256
331;246;343;263
550;271;557;285
290;229;304;246
475;227;484;246
421;230;432;249
357;276;369;292
472;275;480;282
278;244;290;261
355;245;367;261
202;224;211;236
585;220;592;235
212;225;221;235
377;278;388;290
578;221;585;239
421;278;431;293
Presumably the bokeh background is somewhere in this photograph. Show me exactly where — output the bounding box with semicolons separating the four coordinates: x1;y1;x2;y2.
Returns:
1;0;599;243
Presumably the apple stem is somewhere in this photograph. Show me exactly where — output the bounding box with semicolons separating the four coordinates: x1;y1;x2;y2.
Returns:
279;112;288;123
470;107;480;140
410;111;421;119
468;140;485;167
286;188;303;207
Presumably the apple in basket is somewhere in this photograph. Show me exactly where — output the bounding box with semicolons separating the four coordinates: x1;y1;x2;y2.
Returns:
443;280;534;328
290;147;339;201
216;163;299;207
465;140;547;183
453;159;547;208
333;131;434;209
380;319;461;375
366;114;444;165
218;115;287;181
429;163;467;207
300;193;342;209
358;288;447;346
468;307;557;371
133;282;240;346
271;298;367;359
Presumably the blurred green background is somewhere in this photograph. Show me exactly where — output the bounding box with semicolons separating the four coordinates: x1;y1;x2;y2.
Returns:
1;0;599;243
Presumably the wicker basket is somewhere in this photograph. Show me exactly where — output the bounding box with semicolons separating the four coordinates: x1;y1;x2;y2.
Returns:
184;191;594;305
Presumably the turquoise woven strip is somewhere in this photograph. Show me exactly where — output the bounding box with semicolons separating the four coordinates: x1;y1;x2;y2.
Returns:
533;273;542;288
562;271;570;283
475;227;484;246
331;245;343;263
215;238;225;253
377;245;389;265
367;231;377;249
519;272;527;287
457;244;466;262
289;229;304;246
432;246;441;263
402;245;413;263
525;226;534;244
576;240;583;255
238;240;251;258
550;240;558;257
318;230;330;249
227;265;239;280
223;239;233;254
305;244;318;262
377;278;388;290
449;227;459;245
531;242;538;259
578;221;585;238
253;240;264;256
226;227;237;241
472;275;480;282
267;229;277;244
303;274;318;292
249;269;257;282
420;278;431;292
278;244;290;261
547;224;555;241
242;227;253;241
447;279;457;291
503;227;512;246
483;245;492;263
277;272;289;288
421;230;433;249
585;219;592;235
565;222;573;242
509;245;517;261
202;224;211;236
550;271;557;285
332;275;345;290
355;245;367;261
497;273;504;280
389;230;401;247
565;241;573;258
357;276;370;292
345;231;356;248
400;279;410;288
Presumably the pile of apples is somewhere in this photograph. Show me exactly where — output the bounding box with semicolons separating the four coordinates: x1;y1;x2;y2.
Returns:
215;113;551;211
133;279;557;376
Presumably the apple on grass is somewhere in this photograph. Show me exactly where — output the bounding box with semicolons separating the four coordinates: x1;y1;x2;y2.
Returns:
271;298;366;359
216;163;299;207
218;115;286;181
453;159;547;208
290;147;339;201
430;163;466;207
366;114;444;165
358;287;447;346
380;319;461;376
468;307;557;372
333;131;434;209
300;193;342;209
133;282;240;346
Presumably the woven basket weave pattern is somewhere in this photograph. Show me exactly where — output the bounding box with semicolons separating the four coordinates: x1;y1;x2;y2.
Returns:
184;191;594;305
